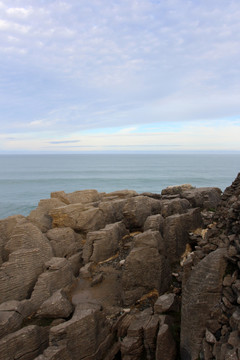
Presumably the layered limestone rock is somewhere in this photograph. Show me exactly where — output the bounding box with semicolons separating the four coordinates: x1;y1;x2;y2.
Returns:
30;257;75;311
49;203;106;232
5;221;53;261
28;198;66;233
180;173;240;360
83;221;128;263
0;248;45;303
46;227;81;258
0;179;238;360
181;249;227;359
0;215;26;265
51;189;101;204
0;325;48;360
49;302;111;360
122;231;171;305
123;196;161;229
163;208;202;265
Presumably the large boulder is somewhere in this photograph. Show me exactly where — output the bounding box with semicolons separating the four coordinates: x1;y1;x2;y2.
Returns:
49;302;111;360
123;196;161;230
122;231;171;306
0;215;26;265
34;345;72;360
46;227;81;258
0;325;48;360
83;221;128;264
103;190;138;199
0;248;44;303
143;214;164;234
163;208;202;265
28;198;66;233
155;324;176;360
98;199;126;224
5;222;53;262
181;187;221;210
49;204;105;233
30;257;74;310
161;184;195;195
160;198;190;218
0;300;24;338
181;248;227;360
65;189;101;204
36;289;73;319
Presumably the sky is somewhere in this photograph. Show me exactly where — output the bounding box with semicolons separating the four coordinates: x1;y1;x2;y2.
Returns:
0;0;240;153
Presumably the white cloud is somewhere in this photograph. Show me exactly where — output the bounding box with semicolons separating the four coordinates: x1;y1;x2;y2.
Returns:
6;7;32;18
0;0;240;152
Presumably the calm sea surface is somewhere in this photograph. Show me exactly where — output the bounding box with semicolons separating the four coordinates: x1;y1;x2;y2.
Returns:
0;154;239;219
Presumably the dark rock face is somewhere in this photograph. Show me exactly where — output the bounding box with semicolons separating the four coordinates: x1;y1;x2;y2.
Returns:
83;221;128;263
123;196;161;230
0;300;24;338
180;173;240;360
0;325;48;360
30;257;75;311
36;289;73;319
49;303;111;360
163;208;202;265
180;187;222;210
0;248;45;303
0;177;239;360
181;249;227;359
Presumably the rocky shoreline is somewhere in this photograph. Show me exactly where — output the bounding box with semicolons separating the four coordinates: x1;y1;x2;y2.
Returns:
0;175;239;360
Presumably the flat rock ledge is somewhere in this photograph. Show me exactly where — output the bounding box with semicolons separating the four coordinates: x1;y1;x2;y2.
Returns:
0;177;239;360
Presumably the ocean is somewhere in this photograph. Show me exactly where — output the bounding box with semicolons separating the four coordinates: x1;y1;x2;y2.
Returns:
0;154;239;219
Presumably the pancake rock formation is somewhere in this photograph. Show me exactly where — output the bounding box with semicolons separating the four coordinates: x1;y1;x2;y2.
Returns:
0;176;239;360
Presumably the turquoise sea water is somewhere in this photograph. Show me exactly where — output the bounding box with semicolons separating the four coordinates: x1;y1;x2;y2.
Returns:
0;154;239;219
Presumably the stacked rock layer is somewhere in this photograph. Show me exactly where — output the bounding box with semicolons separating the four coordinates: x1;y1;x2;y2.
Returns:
0;175;239;360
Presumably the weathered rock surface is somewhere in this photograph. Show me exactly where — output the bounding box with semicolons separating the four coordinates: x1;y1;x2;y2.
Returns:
66;189;101;204
163;208;202;264
122;231;171;305
181;187;221;210
1;178;239;360
154;293;178;314
49;203;105;232
34;345;72;360
0;300;24;338
36;289;73;319
181;248;227;360
83;221;128;263
0;325;48;360
143;214;164;234
160;198;190;218
103;190;138;199
156;324;176;360
161;184;195;196
5;222;53;261
123;196;161;230
49;302;110;360
98;198;126;224
30;257;74;310
28;198;66;233
0;248;44;303
46;227;81;258
0;215;26;265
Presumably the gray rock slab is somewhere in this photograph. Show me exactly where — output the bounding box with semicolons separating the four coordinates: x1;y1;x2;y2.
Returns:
181;248;227;360
36;289;73;319
0;325;48;360
0;248;44;303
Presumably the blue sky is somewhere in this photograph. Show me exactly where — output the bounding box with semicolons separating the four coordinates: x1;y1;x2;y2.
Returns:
0;0;240;153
